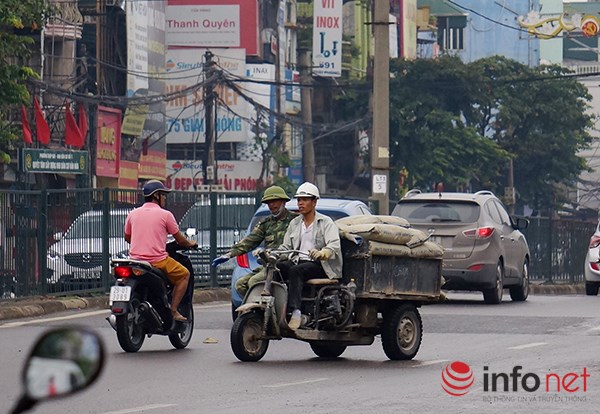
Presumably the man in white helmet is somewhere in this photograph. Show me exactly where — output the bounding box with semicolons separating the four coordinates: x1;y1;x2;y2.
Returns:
277;182;342;330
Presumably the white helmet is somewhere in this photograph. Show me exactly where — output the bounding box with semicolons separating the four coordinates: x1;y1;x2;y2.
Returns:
294;182;320;199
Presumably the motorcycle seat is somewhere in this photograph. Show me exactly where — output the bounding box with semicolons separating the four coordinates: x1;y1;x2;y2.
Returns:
306;278;338;286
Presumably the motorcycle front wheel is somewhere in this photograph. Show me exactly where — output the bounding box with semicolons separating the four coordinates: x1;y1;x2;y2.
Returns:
116;295;145;353
230;311;269;362
169;304;194;349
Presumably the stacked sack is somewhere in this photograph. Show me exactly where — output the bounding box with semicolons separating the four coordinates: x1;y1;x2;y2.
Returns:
335;215;443;259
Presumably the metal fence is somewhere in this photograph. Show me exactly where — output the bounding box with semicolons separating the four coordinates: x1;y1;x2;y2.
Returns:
521;217;595;283
0;188;258;298
0;188;595;299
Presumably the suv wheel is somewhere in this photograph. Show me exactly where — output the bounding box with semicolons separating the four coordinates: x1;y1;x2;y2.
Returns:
585;281;599;296
483;261;504;304
509;259;529;302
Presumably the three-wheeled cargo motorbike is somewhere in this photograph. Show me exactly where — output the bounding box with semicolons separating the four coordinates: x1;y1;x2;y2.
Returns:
230;239;443;361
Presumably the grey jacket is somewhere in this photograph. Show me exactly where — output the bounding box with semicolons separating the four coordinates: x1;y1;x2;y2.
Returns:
280;211;342;279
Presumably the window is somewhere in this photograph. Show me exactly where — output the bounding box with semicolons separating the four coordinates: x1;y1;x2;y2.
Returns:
437;16;466;51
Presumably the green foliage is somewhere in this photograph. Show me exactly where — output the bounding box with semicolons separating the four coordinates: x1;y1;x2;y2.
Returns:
335;55;593;211
0;0;49;163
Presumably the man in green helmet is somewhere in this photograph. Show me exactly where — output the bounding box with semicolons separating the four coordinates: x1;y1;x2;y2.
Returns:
211;185;297;297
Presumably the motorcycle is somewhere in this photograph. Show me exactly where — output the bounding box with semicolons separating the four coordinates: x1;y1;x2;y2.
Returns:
230;240;443;362
107;239;197;353
10;327;104;414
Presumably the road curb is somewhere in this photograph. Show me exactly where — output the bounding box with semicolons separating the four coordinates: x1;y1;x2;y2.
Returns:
0;288;231;322
0;285;588;321
530;283;585;295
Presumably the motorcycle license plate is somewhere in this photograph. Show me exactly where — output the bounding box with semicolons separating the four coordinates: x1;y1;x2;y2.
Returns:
109;286;131;302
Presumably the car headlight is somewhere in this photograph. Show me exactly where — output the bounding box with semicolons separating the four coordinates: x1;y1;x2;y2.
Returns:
47;249;61;260
114;250;130;259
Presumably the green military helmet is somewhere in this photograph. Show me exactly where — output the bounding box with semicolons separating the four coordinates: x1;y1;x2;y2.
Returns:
261;185;290;203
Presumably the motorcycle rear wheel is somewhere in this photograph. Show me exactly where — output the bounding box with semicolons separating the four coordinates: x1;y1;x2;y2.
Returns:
230;311;269;362
169;305;194;349
116;296;145;353
309;342;347;358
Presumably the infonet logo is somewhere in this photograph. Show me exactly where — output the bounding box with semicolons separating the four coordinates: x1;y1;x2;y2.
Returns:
441;361;590;397
441;361;474;396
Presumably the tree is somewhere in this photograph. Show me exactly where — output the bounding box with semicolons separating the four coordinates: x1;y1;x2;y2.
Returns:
0;0;48;163
388;56;508;198
466;56;594;211
335;55;594;211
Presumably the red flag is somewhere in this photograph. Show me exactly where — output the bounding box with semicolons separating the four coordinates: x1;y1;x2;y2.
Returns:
33;97;50;145
64;103;83;148
21;106;33;145
78;104;88;143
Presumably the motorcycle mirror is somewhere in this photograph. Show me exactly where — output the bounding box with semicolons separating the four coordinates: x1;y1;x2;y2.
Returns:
11;327;105;414
185;228;197;237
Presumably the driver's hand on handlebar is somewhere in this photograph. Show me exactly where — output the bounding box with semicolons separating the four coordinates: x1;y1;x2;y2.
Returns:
211;252;231;267
251;248;264;258
308;248;333;261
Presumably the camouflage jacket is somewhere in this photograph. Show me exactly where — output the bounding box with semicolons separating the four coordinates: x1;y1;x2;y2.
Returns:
228;209;298;257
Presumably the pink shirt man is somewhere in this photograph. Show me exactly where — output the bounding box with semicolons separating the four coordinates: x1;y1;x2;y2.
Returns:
124;202;180;263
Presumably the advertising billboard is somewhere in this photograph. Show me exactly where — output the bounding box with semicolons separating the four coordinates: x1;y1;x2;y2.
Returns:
313;0;343;77
166;0;259;55
165;48;247;144
165;159;266;192
96;106;122;178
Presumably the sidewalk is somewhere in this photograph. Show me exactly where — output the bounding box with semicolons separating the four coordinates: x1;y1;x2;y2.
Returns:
0;288;231;321
0;284;586;322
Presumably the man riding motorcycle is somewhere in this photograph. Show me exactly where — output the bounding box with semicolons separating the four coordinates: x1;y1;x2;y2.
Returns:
124;180;197;322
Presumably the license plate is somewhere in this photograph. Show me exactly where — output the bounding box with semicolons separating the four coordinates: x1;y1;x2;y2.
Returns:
73;271;101;279
430;236;450;248
110;286;131;302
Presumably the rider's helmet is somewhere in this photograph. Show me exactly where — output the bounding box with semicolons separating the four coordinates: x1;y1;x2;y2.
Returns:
261;186;290;203
142;180;171;197
294;182;320;199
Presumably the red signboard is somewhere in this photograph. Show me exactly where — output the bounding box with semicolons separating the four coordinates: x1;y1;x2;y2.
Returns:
139;149;167;180
167;0;259;55
95;106;122;178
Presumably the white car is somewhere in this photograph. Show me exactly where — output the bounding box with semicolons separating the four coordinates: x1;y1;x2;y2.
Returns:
46;209;131;287
584;221;600;295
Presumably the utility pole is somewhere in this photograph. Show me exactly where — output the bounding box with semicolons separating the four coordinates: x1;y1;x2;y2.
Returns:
203;50;216;185
371;0;390;214
299;48;315;183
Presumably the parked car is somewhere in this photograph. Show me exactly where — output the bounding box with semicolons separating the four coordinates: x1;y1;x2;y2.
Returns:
584;221;600;295
230;198;372;312
177;198;254;284
46;209;132;288
391;190;530;304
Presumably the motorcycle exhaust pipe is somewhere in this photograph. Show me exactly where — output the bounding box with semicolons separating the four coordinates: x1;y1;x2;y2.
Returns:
106;314;117;331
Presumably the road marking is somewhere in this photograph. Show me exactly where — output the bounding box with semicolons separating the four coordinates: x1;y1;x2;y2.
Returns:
0;309;109;328
263;378;328;388
507;342;547;350
99;404;177;414
412;359;449;367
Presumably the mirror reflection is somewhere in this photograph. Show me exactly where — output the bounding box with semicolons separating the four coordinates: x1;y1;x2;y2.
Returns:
25;328;103;400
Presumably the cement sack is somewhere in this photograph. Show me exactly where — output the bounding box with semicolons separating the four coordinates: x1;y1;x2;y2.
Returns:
337;223;428;247
367;240;411;257
408;241;444;258
367;240;443;259
336;215;410;228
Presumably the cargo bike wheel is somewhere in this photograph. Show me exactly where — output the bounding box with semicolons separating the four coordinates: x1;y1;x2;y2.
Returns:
309;342;347;358
381;303;422;361
230;311;269;362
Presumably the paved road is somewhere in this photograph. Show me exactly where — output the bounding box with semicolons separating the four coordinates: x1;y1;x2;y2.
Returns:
0;293;598;414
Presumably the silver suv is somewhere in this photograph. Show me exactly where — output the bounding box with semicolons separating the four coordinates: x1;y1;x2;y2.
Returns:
392;190;530;304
